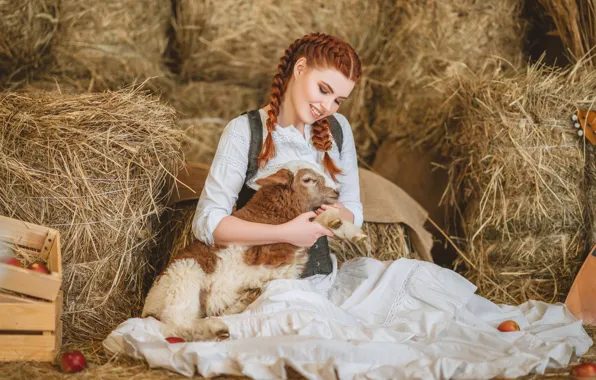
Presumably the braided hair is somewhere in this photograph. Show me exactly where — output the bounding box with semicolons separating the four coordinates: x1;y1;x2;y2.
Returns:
258;33;362;181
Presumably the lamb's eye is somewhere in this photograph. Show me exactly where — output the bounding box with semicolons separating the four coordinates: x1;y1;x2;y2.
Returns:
303;177;313;183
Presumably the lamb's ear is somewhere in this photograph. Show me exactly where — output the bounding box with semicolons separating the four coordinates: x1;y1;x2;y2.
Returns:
255;169;293;188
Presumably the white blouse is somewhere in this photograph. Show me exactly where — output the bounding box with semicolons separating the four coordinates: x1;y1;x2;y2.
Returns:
192;108;363;246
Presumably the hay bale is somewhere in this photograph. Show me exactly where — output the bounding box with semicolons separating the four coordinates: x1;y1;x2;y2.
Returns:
358;0;526;161
166;81;268;164
0;89;183;341
48;0;173;93
447;62;595;304
167;81;268;120
329;222;414;263
174;0;383;85
173;0;393;160
537;0;596;66
0;0;58;86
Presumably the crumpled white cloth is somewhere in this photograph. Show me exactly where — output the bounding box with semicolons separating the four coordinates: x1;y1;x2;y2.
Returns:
103;257;593;379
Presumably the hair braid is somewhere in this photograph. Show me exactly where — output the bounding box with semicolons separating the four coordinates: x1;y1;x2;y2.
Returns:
258;33;362;181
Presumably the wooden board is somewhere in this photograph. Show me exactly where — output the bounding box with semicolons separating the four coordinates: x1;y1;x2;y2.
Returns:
0;292;62;362
0;302;57;331
0;264;61;301
0;216;62;301
0;216;50;249
0;333;57;362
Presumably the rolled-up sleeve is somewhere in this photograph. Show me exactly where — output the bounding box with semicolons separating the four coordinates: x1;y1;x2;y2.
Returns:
334;113;363;227
192;116;250;245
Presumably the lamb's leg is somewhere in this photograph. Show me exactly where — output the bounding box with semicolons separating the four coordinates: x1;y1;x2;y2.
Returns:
314;208;343;230
220;288;262;315
315;208;368;243
204;284;245;317
142;259;204;338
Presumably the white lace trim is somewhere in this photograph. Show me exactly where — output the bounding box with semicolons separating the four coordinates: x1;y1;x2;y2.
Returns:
223;129;249;147
382;262;419;327
212;154;246;171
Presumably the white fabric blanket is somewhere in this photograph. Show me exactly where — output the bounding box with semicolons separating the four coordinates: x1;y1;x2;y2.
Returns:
103;257;593;379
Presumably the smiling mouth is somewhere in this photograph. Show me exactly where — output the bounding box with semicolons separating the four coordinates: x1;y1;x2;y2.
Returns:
310;105;323;118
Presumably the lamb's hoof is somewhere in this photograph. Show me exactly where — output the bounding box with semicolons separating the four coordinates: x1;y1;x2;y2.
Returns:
352;234;368;244
328;218;343;230
187;318;230;342
215;329;230;342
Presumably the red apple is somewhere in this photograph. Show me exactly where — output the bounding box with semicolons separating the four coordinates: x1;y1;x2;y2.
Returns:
571;362;596;379
28;262;50;274
59;350;87;373
1;257;23;268
497;320;520;332
165;336;185;344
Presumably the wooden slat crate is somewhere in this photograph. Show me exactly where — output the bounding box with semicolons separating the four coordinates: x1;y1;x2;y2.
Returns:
0;216;63;362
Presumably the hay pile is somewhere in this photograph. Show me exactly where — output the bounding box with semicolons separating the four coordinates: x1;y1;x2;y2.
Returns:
0;89;183;341
0;0;58;86
46;0;173;93
359;0;526;161
447;61;595;304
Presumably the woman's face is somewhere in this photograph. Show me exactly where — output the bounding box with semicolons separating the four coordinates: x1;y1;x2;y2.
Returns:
289;58;356;125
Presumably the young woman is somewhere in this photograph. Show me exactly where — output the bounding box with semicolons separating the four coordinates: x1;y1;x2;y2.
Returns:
192;32;363;277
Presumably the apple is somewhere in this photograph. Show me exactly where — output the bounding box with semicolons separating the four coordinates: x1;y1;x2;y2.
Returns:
28;262;50;274
571;362;596;379
497;320;520;332
59;350;87;373
1;257;23;268
165;337;185;344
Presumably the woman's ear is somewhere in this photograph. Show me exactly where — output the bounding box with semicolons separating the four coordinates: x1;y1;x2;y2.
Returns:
294;57;307;77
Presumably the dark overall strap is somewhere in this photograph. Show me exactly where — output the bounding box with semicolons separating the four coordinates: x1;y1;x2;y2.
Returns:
328;115;343;154
235;110;262;210
236;110;343;277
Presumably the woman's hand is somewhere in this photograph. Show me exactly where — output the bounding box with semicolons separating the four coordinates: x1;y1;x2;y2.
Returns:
278;211;334;247
315;202;354;223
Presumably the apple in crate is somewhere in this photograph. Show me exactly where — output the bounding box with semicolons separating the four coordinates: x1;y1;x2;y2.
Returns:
28;262;50;274
1;257;23;268
60;350;87;373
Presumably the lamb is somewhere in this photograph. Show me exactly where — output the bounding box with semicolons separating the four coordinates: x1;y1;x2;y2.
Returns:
142;161;367;341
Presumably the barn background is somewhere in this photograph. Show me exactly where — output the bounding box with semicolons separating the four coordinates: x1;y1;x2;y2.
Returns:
1;0;596;378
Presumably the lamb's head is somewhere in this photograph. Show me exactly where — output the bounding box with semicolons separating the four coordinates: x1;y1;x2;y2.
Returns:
254;162;339;212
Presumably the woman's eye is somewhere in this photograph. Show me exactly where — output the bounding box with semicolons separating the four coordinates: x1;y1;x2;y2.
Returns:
335;100;341;105
319;86;328;94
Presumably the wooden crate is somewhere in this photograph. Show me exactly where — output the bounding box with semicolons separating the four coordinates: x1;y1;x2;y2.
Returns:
0;216;63;362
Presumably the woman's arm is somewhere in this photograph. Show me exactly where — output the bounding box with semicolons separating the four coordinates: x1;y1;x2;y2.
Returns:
193;116;332;247
213;212;333;247
192;116;252;245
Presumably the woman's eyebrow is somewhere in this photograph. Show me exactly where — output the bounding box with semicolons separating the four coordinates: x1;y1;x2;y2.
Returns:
321;81;348;100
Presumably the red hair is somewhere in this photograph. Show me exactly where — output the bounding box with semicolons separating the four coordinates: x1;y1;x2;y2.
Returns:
258;33;362;181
